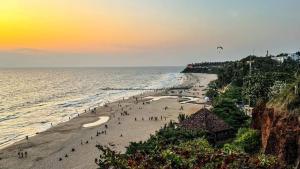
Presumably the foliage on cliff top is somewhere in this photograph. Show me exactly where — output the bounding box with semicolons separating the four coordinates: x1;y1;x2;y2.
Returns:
96;125;281;169
223;128;261;154
202;55;298;107
216;56;297;88
126;122;206;155
268;76;300;113
210;85;249;130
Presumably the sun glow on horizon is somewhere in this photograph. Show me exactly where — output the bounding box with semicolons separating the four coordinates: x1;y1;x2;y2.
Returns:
0;1;205;53
0;0;299;67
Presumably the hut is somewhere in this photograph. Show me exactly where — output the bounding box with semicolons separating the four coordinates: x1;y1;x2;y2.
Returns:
179;108;233;142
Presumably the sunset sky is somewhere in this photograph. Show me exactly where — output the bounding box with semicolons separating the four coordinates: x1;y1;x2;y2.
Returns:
0;0;300;67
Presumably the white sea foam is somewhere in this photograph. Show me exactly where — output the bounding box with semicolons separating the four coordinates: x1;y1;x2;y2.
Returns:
0;67;184;149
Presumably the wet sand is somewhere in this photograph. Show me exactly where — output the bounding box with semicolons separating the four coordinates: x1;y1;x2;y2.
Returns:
0;73;217;169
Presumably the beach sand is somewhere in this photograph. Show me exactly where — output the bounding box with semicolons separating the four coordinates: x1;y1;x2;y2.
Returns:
0;73;217;169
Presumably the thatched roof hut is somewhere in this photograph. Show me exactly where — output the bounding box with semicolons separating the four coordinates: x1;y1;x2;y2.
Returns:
179;108;233;141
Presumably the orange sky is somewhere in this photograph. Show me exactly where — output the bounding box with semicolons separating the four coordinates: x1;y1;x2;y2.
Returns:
0;1;204;53
0;1;134;52
0;0;299;67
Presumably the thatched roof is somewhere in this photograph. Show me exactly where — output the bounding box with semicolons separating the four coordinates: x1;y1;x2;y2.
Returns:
179;108;232;133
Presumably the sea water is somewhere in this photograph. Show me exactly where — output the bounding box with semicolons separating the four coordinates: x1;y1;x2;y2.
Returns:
0;67;184;149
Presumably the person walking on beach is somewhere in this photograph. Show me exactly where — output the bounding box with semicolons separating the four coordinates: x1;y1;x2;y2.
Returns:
180;105;184;110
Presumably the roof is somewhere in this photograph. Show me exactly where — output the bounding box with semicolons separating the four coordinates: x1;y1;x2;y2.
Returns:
179;108;232;133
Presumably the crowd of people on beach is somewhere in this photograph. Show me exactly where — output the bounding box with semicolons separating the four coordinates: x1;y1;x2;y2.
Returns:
12;91;192;165
53;95;167;162
17;151;28;158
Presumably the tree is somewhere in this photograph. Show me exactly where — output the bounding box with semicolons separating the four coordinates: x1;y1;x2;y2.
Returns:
234;128;261;154
242;72;294;106
212;98;249;130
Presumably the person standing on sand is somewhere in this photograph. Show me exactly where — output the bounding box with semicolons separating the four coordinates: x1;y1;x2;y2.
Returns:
180;105;184;110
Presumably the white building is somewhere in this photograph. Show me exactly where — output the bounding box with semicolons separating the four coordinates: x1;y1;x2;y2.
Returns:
289;53;300;61
271;55;287;63
271;52;300;63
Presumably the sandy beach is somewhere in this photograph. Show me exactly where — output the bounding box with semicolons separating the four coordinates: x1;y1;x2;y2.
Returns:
0;73;217;169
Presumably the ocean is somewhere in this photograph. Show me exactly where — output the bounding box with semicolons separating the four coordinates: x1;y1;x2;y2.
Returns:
0;67;184;149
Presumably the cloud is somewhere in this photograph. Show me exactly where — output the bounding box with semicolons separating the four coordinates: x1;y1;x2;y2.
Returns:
9;48;48;55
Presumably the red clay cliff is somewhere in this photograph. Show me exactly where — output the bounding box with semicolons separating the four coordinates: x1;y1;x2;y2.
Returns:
251;105;300;166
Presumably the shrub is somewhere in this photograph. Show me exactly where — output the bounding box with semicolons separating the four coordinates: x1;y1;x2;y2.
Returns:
234;128;260;154
178;114;188;123
126;124;206;155
162;149;185;168
257;153;277;168
222;143;243;155
212;98;249;130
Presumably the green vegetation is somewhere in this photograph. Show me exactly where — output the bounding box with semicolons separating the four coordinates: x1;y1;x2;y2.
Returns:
212;98;248;130
95;54;298;168
196;56;297;107
126;122;206;155
205;80;219;100
181;62;231;74
216;56;297;106
268;75;300;113
216;56;297;88
243;72;294;106
209;84;249;130
96;123;280;169
177;114;188;123
224;128;260;154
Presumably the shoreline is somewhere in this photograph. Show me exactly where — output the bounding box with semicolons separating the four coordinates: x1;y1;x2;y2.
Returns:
0;73;217;169
0;75;184;151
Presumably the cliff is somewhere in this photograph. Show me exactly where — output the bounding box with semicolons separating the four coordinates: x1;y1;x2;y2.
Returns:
251;105;300;166
181;62;228;74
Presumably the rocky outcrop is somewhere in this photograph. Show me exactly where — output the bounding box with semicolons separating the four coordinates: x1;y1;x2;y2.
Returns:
251;105;300;166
